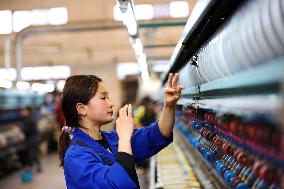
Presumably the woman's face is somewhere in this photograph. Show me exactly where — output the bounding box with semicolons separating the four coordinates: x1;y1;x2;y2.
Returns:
85;82;114;125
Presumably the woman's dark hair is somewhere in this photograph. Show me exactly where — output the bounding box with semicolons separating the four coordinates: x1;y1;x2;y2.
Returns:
58;75;102;167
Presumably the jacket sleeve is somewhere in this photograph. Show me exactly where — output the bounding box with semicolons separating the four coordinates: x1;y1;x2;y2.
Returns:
131;121;173;161
65;150;138;189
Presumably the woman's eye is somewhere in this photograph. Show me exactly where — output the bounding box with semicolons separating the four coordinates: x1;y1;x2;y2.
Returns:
101;97;106;99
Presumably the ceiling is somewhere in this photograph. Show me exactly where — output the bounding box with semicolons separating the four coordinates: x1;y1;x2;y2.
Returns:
0;0;196;75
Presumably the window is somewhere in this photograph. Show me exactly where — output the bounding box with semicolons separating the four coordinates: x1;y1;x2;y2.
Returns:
0;7;68;34
113;1;189;21
31;83;54;92
0;80;13;89
117;62;140;80
31;9;48;25
0;10;12;34
48;7;68;25
0;65;70;81
0;68;16;81
134;4;154;20
114;4;154;21
169;1;189;18
13;10;32;32
153;3;169;18
21;65;70;80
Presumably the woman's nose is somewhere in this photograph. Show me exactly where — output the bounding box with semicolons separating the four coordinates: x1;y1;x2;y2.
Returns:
108;100;114;108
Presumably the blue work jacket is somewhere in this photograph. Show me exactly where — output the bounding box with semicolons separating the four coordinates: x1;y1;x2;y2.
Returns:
64;121;173;189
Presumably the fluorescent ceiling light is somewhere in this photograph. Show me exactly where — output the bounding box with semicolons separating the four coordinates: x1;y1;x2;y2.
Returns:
141;71;151;84
21;65;70;80
113;5;123;21
0;10;12;34
56;80;66;92
131;38;143;56
169;1;189;18
48;7;68;25
137;54;147;66
115;2;137;36
16;81;30;90
123;10;137;36
22;66;52;80
50;65;71;79
137;53;150;83
0;69;16;81
0;80;13;89
31;83;55;93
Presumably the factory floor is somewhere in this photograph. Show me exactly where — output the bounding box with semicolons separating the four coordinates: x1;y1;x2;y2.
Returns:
0;153;65;189
0;153;149;189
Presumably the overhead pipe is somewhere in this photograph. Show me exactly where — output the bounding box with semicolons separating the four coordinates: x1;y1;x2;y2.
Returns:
14;20;186;81
15;22;124;81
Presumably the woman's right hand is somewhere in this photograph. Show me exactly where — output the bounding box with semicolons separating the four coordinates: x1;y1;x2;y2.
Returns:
116;104;134;154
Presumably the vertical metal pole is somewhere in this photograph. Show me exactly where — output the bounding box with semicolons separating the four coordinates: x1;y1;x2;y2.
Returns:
16;36;23;82
4;39;11;70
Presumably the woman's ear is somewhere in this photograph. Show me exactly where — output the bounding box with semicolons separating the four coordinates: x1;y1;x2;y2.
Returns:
76;103;87;116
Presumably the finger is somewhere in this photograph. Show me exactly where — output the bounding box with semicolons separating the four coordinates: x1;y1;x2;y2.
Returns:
172;73;179;88
175;95;180;101
127;104;132;117
164;87;176;93
177;85;185;93
119;105;127;117
119;107;123;117
121;104;128;117
168;73;173;88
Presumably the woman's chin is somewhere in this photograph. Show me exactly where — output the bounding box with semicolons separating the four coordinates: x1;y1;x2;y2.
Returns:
109;117;115;122
101;118;114;125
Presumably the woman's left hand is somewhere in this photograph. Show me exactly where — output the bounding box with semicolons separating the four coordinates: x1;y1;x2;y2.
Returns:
164;73;184;108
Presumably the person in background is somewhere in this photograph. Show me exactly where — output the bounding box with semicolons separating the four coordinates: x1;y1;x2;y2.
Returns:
133;96;156;128
53;92;66;147
21;107;42;173
54;92;65;128
134;97;158;180
140;98;158;128
58;73;183;189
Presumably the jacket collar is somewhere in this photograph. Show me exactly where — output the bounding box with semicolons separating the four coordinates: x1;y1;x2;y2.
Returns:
71;128;118;158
